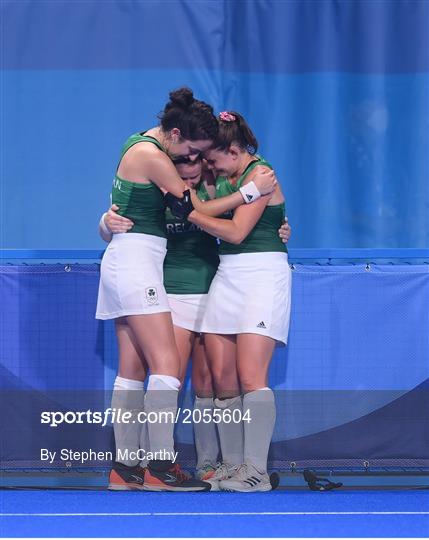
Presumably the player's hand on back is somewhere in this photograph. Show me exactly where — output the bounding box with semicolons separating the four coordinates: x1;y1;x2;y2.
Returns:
104;204;134;233
278;217;291;243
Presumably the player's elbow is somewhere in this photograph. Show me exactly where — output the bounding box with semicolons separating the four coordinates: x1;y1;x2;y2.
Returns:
228;236;241;245
227;230;246;245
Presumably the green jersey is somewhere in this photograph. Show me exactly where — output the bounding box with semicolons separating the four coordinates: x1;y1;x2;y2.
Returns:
111;133;167;238
215;157;287;255
164;181;219;294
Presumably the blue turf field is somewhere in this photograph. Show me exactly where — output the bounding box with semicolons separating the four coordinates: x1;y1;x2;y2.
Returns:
0;490;428;537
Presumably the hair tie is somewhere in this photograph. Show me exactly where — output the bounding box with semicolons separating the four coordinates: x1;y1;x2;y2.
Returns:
219;111;236;122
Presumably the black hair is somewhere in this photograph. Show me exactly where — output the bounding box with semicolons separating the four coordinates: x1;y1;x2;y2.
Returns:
159;87;218;141
173;155;203;165
214;111;258;155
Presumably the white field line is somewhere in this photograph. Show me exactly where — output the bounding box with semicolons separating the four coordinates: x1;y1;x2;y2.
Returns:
0;511;428;517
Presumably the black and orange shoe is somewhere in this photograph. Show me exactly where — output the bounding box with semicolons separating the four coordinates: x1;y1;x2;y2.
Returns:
144;460;211;492
108;462;146;491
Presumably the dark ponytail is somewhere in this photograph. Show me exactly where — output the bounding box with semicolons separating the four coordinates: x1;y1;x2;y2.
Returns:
159;87;218;141
214;111;258;155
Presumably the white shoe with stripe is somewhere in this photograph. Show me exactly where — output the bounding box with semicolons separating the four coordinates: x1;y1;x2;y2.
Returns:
219;464;272;492
200;462;240;491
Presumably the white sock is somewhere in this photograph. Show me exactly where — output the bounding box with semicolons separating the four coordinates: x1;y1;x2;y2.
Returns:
111;376;144;467
214;395;244;468
243;387;276;474
193;396;219;470
145;374;180;457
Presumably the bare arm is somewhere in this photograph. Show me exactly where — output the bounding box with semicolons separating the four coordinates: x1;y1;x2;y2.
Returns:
99;213;113;243
98;205;134;242
187;162;283;242
144;153;188;197
190;167;277;217
118;144;186;198
190;190;245;217
188;195;270;244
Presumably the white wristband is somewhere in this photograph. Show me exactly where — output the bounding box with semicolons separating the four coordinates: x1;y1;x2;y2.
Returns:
99;213;113;240
239;180;261;204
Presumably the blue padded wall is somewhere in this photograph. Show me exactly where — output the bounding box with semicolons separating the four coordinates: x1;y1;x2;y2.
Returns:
2;0;429;249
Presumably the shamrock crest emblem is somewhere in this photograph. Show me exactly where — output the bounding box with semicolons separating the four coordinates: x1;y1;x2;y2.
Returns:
145;287;158;305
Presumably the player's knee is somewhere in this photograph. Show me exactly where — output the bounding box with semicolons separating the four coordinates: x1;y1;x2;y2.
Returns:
192;363;212;386
118;364;147;381
146;350;180;378
192;371;214;397
239;374;265;393
211;364;235;388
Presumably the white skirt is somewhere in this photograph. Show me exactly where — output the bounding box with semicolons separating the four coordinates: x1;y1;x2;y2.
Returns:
200;252;292;345
96;233;170;320
167;293;208;333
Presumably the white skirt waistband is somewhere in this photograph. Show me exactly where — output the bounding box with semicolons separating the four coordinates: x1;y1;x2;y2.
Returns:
110;232;167;249
219;251;288;268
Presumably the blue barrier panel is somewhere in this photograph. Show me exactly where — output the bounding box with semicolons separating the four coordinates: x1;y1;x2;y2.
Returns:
1;251;428;470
